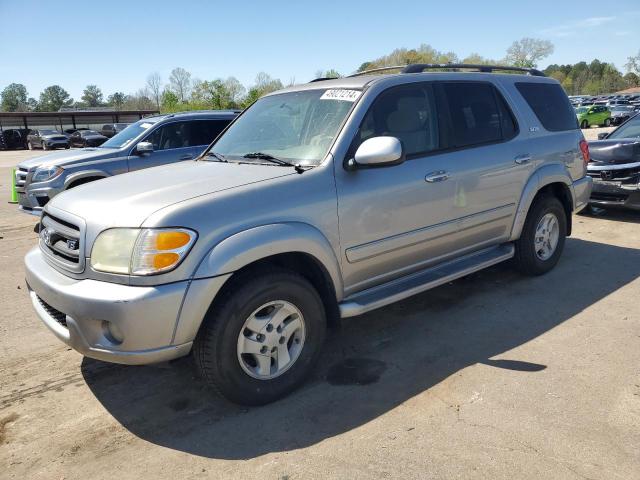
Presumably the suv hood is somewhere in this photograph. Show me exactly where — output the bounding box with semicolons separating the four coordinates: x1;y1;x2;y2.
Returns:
588;139;640;165
18;148;120;170
47;160;296;227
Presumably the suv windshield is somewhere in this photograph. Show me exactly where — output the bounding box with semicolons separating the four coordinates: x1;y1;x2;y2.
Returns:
100;119;157;148
209;89;358;166
607;115;640;140
39;129;58;135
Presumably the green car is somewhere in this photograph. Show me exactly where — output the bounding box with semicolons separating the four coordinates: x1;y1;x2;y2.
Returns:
575;105;612;128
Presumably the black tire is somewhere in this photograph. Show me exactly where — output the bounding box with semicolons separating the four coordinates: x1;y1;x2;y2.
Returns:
27;141;33;150
580;120;589;129
194;268;326;405
604;118;611;127
41;141;48;150
514;195;567;276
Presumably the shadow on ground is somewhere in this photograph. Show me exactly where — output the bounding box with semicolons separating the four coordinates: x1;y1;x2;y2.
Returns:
82;237;640;459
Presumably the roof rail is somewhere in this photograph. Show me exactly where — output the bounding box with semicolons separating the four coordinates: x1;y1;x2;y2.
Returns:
402;63;545;76
347;63;545;78
347;65;408;77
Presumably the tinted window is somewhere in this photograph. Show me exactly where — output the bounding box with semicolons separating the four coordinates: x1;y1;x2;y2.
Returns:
440;82;509;147
355;83;439;157
146;122;191;150
187;120;230;146
516;82;578;132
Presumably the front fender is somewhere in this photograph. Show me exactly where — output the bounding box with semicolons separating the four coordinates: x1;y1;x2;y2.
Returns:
510;163;574;240
63;170;108;189
193;222;344;300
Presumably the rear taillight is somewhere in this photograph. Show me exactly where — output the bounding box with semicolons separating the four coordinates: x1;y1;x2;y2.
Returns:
579;139;590;166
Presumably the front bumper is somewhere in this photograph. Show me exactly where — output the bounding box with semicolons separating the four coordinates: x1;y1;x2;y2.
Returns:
589;180;640;210
25;246;195;364
17;183;62;216
587;161;640;210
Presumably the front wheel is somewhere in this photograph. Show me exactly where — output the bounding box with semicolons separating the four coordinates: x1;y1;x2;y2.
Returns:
42;142;48;150
27;141;33;150
514;195;567;276
194;268;326;405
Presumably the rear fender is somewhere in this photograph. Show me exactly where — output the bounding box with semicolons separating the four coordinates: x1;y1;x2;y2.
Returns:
510;163;574;240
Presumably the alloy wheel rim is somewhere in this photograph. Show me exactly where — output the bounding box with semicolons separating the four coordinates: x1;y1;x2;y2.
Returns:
534;212;559;261
237;300;306;380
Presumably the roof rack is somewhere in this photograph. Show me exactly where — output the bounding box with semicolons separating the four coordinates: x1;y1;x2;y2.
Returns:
347;63;545;78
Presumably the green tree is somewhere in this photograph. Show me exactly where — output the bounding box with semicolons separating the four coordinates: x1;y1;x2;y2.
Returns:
358;44;459;72
81;85;103;107
107;92;126;110
1;83;28;111
623;72;640;88
161;89;179;110
38;85;73;111
241;72;283;108
504;38;554;68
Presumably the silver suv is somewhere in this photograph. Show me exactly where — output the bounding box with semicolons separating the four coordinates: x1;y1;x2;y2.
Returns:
25;64;592;405
15;111;237;215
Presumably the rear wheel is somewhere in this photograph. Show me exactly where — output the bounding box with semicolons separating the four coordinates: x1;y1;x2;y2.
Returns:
604;118;611;127
194;268;326;405
41;141;48;150
580;120;589;129
514;195;567;276
27;141;33;150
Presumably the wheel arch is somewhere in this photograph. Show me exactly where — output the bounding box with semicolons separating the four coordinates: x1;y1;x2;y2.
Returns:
175;223;344;341
510;165;574;240
63;170;108;190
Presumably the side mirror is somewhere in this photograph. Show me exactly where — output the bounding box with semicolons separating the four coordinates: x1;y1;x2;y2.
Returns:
348;136;404;170
597;132;608;140
135;141;154;154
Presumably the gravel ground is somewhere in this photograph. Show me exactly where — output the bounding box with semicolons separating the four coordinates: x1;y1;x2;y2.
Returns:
0;134;638;480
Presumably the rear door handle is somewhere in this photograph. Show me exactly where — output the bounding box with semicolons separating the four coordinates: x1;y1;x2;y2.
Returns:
179;154;193;160
514;154;532;165
425;170;450;183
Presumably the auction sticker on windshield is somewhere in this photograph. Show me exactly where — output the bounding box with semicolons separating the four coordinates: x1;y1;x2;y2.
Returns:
320;89;362;102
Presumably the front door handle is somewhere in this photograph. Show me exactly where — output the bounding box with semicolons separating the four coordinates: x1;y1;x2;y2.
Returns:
514;154;532;165
179;154;193;160
425;170;450;183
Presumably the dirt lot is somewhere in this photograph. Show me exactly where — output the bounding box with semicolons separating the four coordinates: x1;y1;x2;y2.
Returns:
1;128;639;479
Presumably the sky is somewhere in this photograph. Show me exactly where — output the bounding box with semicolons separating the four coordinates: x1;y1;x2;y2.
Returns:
1;0;639;100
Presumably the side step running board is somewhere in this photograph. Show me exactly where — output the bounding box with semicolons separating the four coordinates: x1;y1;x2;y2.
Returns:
339;243;515;318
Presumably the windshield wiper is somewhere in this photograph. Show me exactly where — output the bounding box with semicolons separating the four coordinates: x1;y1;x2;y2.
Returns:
242;152;310;173
204;151;228;162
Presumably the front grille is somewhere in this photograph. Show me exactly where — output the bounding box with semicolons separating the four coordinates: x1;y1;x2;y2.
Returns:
40;213;81;266
36;295;67;328
588;168;640;183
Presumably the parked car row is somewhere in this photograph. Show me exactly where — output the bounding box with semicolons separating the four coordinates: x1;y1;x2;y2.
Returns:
574;103;638;128
19;65;598;406
1;123;130;151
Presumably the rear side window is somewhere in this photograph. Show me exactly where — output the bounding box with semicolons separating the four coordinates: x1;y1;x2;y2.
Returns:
187;120;230;146
516;82;578;132
440;82;517;148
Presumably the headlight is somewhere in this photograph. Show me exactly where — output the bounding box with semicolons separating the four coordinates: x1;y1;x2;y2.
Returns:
32;166;63;183
91;228;197;275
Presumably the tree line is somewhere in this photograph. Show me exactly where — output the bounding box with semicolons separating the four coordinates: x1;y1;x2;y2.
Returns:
3;41;640;113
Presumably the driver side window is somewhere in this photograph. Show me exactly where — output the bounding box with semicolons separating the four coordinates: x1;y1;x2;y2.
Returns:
352;83;439;158
145;122;190;151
